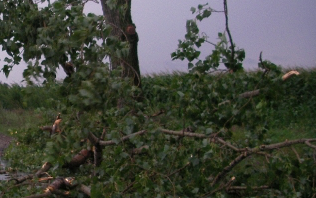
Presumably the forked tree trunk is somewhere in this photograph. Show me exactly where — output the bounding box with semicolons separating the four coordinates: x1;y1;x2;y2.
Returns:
100;0;141;87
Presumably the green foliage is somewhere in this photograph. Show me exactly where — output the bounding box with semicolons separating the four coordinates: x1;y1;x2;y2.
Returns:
0;0;126;83
171;4;245;73
1;0;315;197
0;82;60;110
2;68;316;197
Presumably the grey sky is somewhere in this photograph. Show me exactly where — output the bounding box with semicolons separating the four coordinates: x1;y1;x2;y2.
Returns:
1;0;316;84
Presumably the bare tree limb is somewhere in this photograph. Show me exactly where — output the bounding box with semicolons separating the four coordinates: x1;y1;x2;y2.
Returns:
168;162;190;177
80;184;91;197
35;162;52;177
213;137;240;151
210;152;250;186
291;146;302;163
132;145;149;155
238;89;260;98
204;176;236;197
305;141;316;149
223;0;235;71
88;131;99;145
227;185;269;191
160;128;209;138
250;139;316;152
99;130;147;146
282;70;299;81
63;149;92;168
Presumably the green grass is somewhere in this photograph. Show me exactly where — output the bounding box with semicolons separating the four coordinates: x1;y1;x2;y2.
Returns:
0;108;45;136
267;127;315;143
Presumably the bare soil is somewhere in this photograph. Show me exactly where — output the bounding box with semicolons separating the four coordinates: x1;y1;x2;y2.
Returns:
0;133;13;156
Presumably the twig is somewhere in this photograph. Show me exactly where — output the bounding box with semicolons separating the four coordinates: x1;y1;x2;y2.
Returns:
204;176;235;197
251;139;316;152
167;162;190;177
227;185;269;192
160;128;209;138
291;146;302;163
282;70;299;81
35;162;52;177
210;152;250;186
122;181;136;194
223;0;235;69
131;145;149;155
214;137;240;152
238;89;260;98
99;130;147;146
305;141;316;149
259;51;270;78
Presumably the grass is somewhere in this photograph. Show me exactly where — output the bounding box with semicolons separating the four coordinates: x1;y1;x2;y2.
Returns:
0;108;45;136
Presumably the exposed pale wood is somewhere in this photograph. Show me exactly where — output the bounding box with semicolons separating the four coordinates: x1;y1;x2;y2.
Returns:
80;184;91;197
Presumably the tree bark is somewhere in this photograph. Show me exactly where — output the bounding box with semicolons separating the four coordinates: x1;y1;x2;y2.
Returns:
100;0;141;87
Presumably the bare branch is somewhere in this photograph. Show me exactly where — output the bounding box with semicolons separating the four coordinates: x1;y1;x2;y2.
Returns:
282;70;299;81
88;131;100;145
223;0;235;70
210;152;251;186
291;146;302;163
227;185;269;192
214;137;240;152
305;141;316;149
250;139;316;152
132;145;149;155
99;130;147;146
35;162;52;177
80;184;91;197
159;128;209;138
238;89;260;98
168;162;190;177
205;176;235;196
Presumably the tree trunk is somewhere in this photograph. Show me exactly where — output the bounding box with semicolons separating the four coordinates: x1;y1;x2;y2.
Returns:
100;0;141;87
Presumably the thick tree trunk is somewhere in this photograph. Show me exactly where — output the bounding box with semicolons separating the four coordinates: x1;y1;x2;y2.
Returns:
100;0;141;87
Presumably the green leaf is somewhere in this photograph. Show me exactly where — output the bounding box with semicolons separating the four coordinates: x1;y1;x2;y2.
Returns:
191;188;199;194
188;62;194;69
177;91;184;98
202;9;212;18
79;89;93;98
206;128;213;135
52;1;63;10
190;7;196;14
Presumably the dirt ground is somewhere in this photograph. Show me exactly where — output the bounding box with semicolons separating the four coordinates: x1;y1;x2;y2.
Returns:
0;133;13;156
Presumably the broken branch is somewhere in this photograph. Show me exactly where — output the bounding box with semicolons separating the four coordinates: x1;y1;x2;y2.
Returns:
99;130;147;146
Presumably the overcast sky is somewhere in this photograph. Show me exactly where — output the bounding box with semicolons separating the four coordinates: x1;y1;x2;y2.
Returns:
1;0;316;84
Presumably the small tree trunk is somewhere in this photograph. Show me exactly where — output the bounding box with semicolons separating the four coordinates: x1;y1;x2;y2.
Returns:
100;0;141;87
